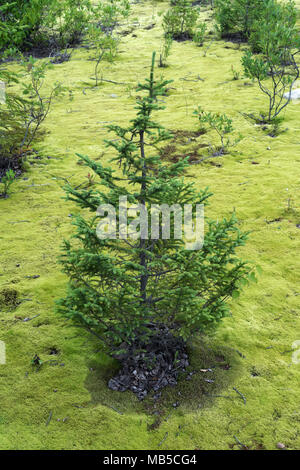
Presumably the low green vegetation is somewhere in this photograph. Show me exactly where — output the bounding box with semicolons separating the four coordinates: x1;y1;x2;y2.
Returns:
193;107;242;155
162;0;199;40
242;0;300;124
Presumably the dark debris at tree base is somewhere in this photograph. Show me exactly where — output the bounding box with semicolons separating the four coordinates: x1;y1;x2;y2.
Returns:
108;325;189;400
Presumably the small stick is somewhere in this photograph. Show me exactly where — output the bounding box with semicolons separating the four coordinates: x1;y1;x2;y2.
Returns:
158;432;168;447
23;314;40;322
108;406;123;415
233;387;246;405
8;220;31;224
234;435;248;450
46;411;53;426
235;349;246;358
204;393;234;399
101;78;128;85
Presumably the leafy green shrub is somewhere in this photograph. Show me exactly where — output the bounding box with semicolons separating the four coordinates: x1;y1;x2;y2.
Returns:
46;0;93;48
87;26;120;85
57;53;251;362
248;0;297;54
241;0;300;123
87;0;130;85
193;107;242;154
0;2;28;54
0;58;65;173
214;0;267;40
163;0;199;40
92;0;130;34
0;0;93;52
0;0;48;50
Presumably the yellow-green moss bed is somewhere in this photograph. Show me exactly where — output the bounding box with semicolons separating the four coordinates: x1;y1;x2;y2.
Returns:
0;1;300;450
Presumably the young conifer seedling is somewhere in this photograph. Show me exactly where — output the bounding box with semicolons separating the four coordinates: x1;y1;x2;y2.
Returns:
57;53;252;399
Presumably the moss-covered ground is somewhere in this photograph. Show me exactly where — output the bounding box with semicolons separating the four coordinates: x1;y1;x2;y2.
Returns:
0;1;300;450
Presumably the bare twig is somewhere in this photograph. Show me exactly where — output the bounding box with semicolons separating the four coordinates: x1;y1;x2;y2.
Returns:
233;387;246;405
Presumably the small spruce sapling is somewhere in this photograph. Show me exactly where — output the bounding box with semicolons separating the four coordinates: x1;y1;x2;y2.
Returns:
57;53;252;371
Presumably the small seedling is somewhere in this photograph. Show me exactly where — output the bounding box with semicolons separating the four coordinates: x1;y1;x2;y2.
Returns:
231;65;240;80
193;107;242;155
86;172;96;187
193;23;207;47
31;354;43;371
159;34;173;67
0;169;15;198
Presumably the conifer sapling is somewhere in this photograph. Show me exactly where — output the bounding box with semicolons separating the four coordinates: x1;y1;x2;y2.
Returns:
57;53;252;396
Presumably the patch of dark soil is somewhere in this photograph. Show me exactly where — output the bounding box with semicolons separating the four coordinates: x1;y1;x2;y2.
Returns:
220;363;231;370
170;150;201;164
0;288;20;311
159;128;209;163
266;217;282;224
206;160;223;167
49;49;72;64
221;31;248;44
0;154;24;180
108;324;189;400
172;32;194;42
147;415;163;431
2;32;83;61
144;23;156;31
250;366;260;377
215;353;226;362
192;0;214;4
48;347;60;356
119;29;134;36
170;129;206;142
159;144;177;160
162;144;209;164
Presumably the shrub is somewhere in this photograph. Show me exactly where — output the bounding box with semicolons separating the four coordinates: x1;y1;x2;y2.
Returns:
92;0;130;34
87;0;130;85
0;0;93;52
0;57;65;173
241;0;300;123
163;0;199;40
57;53;252;379
193;107;242;154
0;0;49;50
46;0;93;48
248;0;297;53
214;0;268;41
